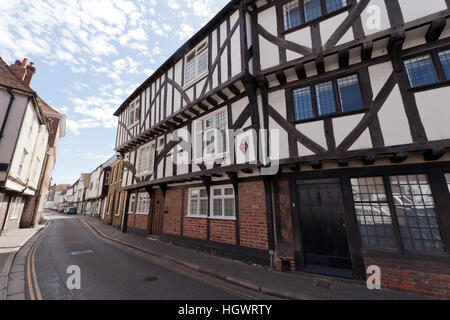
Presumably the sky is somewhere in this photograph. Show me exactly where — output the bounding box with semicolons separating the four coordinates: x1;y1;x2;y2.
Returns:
0;0;230;185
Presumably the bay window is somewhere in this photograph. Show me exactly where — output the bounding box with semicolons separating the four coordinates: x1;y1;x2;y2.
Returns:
193;109;228;161
137;143;155;175
184;41;208;85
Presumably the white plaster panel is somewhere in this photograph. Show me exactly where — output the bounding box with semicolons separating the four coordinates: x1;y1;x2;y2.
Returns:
399;0;447;23
333;113;365;145
369;61;393;97
268;90;287;118
415;87;450;141
296;120;327;149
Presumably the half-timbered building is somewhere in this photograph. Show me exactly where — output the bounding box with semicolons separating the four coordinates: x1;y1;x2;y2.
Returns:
114;0;450;297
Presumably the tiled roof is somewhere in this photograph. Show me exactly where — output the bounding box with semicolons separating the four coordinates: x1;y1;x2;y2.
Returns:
0;57;35;93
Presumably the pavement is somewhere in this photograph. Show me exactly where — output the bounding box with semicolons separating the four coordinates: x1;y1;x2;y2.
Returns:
0;223;46;300
81;215;432;300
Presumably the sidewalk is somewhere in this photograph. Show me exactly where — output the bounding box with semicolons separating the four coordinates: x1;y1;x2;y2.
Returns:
82;215;432;300
0;224;46;300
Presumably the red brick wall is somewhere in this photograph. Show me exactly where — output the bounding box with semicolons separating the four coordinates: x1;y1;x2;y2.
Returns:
163;189;183;235
364;256;450;298
210;219;236;245
183;217;208;239
238;180;268;250
127;213;148;230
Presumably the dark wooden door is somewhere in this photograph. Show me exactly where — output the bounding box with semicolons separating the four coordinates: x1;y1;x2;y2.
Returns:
296;179;352;278
149;191;164;235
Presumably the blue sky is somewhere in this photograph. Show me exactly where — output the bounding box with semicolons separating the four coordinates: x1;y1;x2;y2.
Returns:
0;0;229;185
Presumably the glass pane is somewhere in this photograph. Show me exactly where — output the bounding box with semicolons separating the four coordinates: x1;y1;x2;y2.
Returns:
217;124;227;154
445;173;450;193
199;189;207;197
185;59;196;84
213;189;222;196
283;0;302;30
224;188;234;196
438;50;450;80
404;55;438;88
224;199;235;217
293;87;314;120
315;81;337;115
213;199;222;216
190;199;198;215
304;0;322;22
337;74;364;112
351;177;396;249
197;51;208;75
199;199;208;216
190;189;199;198
205;130;215;155
326;0;346;13
390;174;444;252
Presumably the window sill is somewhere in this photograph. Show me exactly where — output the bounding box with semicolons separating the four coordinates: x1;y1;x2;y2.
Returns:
193;152;230;164
291;108;367;125
408;79;450;93
209;216;236;221
134;212;149;215
186;215;208;219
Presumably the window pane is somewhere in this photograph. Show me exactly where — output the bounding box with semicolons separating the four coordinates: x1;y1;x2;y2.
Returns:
326;0;346;13
213;199;222;216
404;55;438;88
217;124;227;154
304;0;322;22
190;199;198;215
283;0;301;30
337;74;364;112
199;199;208;216
185;60;196;84
438;50;450;80
205;130;215;155
315;81;336;115
224;199;235;217
293;87;314;120
213;189;222;196
199;189;207;197
224;188;234;196
390;174;444;252
351;177;396;249
197;51;208;75
190;189;199;198
445;173;450;193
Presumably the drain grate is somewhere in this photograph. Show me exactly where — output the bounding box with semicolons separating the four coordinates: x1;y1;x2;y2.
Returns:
71;249;94;256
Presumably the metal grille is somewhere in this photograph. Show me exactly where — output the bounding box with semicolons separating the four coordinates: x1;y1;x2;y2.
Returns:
315;81;336;115
404;55;438;88
438;49;450;80
351;177;396;249
293;87;314;120
304;0;322;22
326;0;347;13
283;0;301;30
337;74;364;112
390;175;444;252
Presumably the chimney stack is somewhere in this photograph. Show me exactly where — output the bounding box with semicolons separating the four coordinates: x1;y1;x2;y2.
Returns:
9;58;36;86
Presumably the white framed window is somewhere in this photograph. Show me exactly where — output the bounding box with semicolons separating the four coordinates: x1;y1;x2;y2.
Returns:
157;137;165;151
104;171;111;185
17;149;29;178
137;143;155;175
211;185;235;219
188;188;208;217
184;41;208;86
193;109;228;161
9;197;24;220
128;99;140;127
128;194;136;213
136;192;150;214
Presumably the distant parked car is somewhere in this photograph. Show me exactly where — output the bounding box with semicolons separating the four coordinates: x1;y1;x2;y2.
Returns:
66;207;77;215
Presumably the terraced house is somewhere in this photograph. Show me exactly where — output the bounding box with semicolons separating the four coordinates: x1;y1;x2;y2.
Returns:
113;0;450;297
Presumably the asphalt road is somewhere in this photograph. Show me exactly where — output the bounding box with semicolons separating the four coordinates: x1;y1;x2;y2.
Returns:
28;212;272;300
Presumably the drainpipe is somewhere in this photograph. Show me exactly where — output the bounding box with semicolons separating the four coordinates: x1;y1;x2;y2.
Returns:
0;88;15;139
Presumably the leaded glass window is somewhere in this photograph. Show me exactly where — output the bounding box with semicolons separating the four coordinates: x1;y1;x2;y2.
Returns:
293;87;314;120
315;81;336;115
404;55;438;88
337;74;364;112
283;0;302;30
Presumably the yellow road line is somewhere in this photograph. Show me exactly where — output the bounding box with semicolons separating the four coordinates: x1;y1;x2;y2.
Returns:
80;217;258;300
27;224;50;300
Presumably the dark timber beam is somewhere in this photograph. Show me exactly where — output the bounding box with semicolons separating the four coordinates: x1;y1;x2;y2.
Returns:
426;19;446;43
391;151;408;163
424;148;446;161
275;70;287;85
310;160;322;169
295;63;306;80
217;91;229;102
287;163;300;171
361;42;373;61
363;153;376;165
197;103;209;112
229;84;240;95
338;49;350;68
337;159;349;167
315;55;325;74
206;97;218;107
